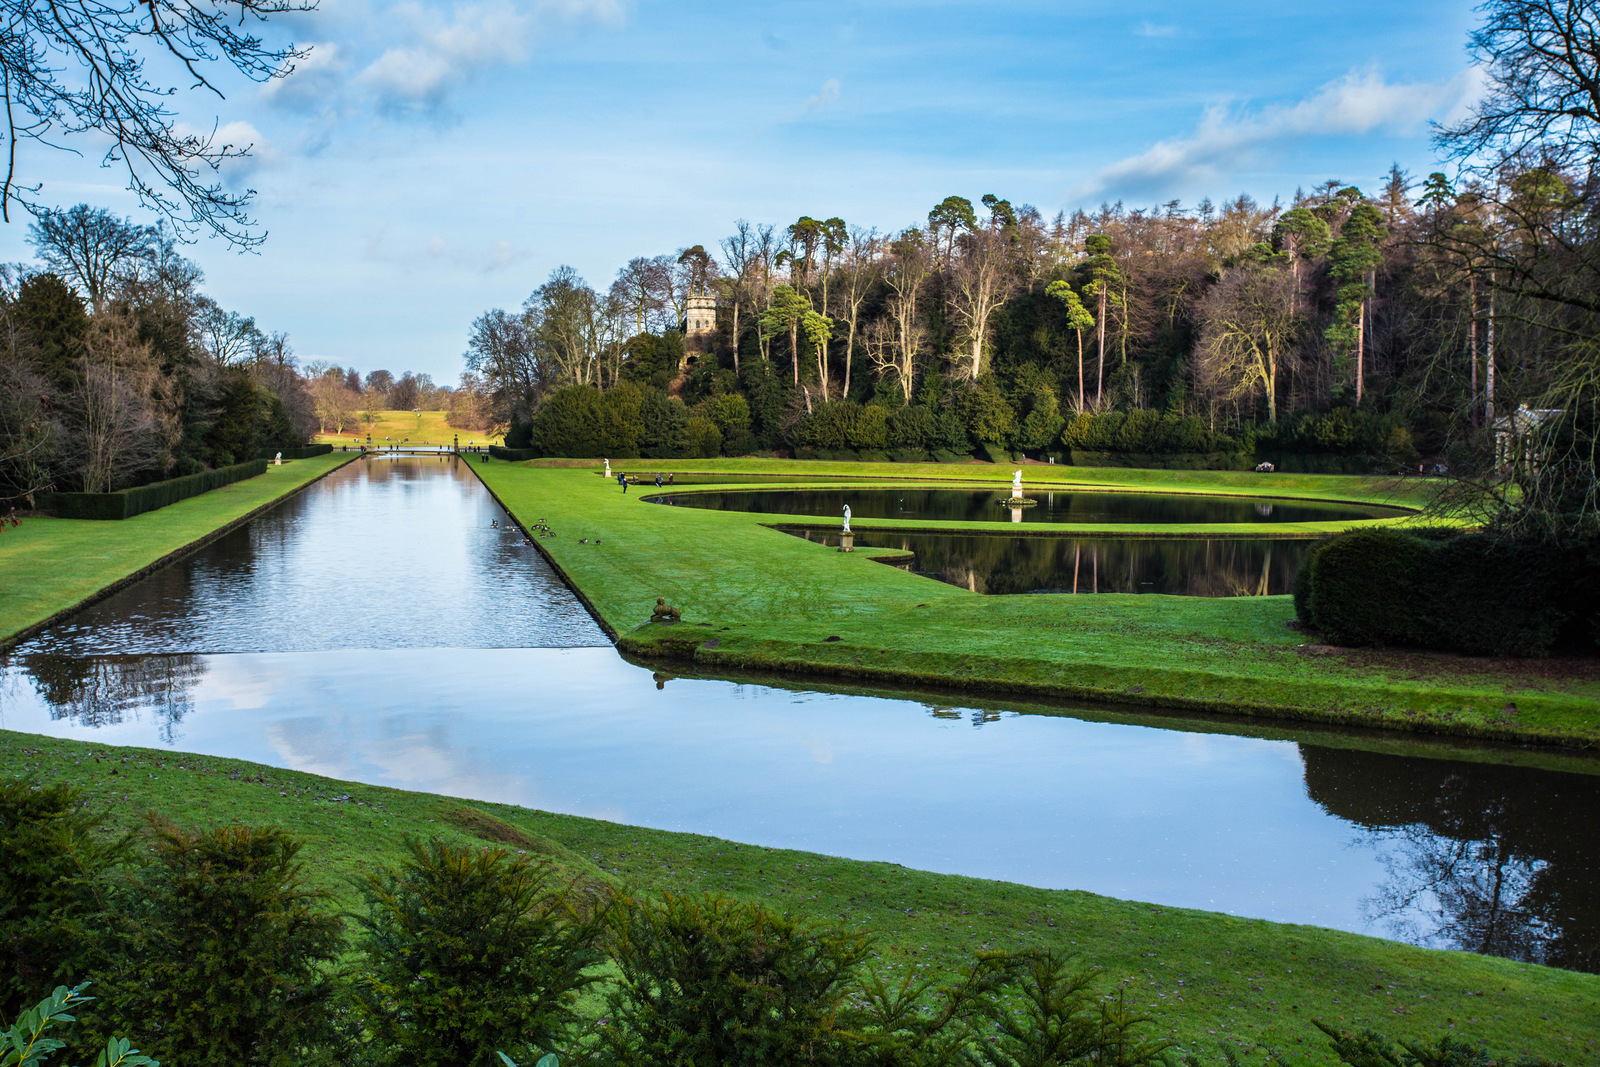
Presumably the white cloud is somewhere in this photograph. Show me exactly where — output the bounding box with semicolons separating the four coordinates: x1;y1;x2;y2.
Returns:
1135;21;1176;38
805;78;841;112
1079;68;1479;199
260;43;351;111
356;0;627;111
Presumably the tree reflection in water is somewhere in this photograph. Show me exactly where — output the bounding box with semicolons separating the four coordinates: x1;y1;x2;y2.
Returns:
9;654;205;743
1302;746;1600;971
784;529;1309;596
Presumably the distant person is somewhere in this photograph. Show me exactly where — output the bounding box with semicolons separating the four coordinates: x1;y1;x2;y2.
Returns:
668;472;675;485
618;471;627;493
655;473;663;488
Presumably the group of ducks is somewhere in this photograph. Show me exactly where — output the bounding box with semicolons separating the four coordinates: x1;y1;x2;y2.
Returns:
490;515;570;545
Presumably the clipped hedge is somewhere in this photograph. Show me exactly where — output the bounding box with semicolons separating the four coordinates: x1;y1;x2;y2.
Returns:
1297;528;1600;656
1069;450;1253;471
44;460;269;520
256;443;331;460
488;446;539;461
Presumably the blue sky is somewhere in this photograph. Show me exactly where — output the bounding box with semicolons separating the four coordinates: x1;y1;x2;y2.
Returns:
0;0;1483;382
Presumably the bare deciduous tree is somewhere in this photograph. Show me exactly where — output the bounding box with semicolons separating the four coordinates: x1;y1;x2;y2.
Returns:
1195;265;1301;424
949;226;1016;380
27;205;158;312
65;313;162;491
0;0;312;243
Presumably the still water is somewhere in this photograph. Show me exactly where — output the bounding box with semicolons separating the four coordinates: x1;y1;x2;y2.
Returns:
649;487;1404;524
785;528;1310;596
2;457;1595;972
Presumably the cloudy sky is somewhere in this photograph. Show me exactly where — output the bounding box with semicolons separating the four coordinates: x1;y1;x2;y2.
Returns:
0;0;1483;382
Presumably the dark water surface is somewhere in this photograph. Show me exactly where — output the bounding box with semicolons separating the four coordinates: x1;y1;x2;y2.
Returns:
786;528;1310;596
3;458;1595;971
650;486;1405;524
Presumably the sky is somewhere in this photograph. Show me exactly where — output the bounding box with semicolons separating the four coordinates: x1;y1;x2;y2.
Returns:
0;0;1486;383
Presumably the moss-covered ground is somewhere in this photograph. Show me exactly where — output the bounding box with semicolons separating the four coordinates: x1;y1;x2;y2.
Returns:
473;458;1600;747
2;730;1594;1064
0;452;356;647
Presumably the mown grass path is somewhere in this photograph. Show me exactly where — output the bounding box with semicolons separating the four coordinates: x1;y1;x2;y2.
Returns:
1;732;1594;1064
0;452;357;647
474;458;1600;747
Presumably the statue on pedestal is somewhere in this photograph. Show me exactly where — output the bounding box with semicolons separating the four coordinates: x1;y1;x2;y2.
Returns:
843;503;851;533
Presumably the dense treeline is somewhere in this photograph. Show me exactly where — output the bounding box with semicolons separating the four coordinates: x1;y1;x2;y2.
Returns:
466;180;1463;472
0;203;498;505
0;780;1559;1067
0;206;315;504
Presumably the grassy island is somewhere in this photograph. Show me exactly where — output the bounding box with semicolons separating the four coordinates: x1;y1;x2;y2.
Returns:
472;457;1600;748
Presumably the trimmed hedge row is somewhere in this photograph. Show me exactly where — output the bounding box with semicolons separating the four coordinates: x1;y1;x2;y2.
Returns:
44;460;269;520
488;446;539;461
1295;528;1600;657
1067;450;1253;471
255;443;331;460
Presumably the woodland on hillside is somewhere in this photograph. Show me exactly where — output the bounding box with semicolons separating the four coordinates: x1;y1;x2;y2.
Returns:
468;0;1600;537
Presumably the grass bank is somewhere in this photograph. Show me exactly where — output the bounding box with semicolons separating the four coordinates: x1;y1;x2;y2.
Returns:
2;730;1595;1064
474;459;1600;747
0;451;356;648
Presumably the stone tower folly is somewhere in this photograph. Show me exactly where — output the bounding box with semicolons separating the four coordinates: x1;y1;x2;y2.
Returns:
685;290;717;353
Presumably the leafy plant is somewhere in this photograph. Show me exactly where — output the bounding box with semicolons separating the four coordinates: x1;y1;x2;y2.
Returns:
354;838;607;1067
0;782;129;1022
598;891;870;1066
1;984;156;1067
970;952;1173;1067
87;821;346;1067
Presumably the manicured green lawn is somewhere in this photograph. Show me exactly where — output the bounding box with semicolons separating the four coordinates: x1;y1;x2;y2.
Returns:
0;452;356;646
475;459;1600;747
314;409;501;447
2;730;1594;1064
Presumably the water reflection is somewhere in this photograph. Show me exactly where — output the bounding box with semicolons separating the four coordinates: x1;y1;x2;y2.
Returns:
14;457;608;655
653;487;1402;524
787;528;1309;596
0;646;1594;971
1304;747;1600;972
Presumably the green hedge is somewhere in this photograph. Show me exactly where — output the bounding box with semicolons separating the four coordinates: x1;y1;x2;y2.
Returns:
488;446;539;461
1297;528;1600;656
1068;450;1254;471
256;443;331;460
44;460;269;520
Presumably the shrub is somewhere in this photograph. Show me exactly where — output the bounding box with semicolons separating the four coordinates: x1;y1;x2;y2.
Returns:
696;394;752;455
1302;529;1600;656
354;839;606;1067
970;951;1172;1067
889;447;929;463
848;405;890;451
598;893;869;1067
685;417;722;458
888;406;934;449
44;460;268;520
793;401;860;451
639;389;690;458
529;387;641;459
89;822;345;1067
0;783;128;1020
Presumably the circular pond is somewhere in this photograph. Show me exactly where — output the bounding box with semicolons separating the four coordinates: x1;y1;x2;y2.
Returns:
650;486;1403;524
782;528;1308;596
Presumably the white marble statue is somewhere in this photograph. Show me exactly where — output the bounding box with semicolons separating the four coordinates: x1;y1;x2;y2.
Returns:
604;458;611;478
843;503;851;533
274;452;282;466
1011;469;1023;497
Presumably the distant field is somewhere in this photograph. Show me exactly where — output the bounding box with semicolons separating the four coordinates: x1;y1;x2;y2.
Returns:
314;410;501;447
